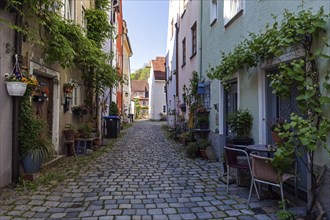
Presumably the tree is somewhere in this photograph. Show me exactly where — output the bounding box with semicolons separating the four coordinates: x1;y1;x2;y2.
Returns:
131;65;150;80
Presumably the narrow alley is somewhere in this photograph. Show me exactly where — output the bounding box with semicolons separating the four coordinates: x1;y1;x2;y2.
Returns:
1;121;286;220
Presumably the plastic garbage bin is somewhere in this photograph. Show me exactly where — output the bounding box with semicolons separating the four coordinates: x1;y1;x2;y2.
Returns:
103;116;120;138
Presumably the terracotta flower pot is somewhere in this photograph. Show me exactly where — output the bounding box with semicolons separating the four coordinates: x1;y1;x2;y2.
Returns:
271;131;283;144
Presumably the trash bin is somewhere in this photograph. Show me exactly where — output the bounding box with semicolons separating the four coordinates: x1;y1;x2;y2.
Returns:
103;116;120;138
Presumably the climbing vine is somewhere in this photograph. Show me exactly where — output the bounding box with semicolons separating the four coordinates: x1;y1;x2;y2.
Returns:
208;6;330;216
1;0;119;87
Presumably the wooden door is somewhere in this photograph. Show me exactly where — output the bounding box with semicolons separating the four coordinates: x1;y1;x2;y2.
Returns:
32;72;54;137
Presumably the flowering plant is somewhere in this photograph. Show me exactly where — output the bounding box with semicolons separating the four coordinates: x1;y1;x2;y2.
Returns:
5;71;39;96
71;103;90;115
63;81;76;89
195;105;208;114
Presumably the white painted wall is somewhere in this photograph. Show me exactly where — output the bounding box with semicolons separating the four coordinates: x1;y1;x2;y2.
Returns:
149;66;166;120
165;0;180;127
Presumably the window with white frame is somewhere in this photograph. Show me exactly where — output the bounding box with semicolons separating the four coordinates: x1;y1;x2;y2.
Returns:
72;85;80;107
191;22;197;57
62;0;75;20
210;0;218;25
81;6;86;29
224;0;244;26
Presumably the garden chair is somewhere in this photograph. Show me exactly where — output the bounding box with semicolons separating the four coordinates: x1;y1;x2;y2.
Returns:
247;154;296;210
224;145;259;198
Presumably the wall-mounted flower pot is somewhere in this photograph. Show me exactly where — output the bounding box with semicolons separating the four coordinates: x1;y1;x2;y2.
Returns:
5;82;27;96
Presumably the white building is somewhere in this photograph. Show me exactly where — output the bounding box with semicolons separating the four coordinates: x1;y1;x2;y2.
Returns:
165;0;180;127
122;20;133;119
148;57;166;120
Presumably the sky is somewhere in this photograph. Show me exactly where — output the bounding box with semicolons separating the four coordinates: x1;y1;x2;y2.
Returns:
123;0;169;73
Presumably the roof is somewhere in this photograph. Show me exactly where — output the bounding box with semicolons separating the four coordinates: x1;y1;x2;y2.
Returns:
151;57;165;80
131;80;149;92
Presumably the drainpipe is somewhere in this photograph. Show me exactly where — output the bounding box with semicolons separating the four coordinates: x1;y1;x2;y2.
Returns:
174;21;179;128
199;1;203;78
12;12;23;184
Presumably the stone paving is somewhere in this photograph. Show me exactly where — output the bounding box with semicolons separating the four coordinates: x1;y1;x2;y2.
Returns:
0;120;292;219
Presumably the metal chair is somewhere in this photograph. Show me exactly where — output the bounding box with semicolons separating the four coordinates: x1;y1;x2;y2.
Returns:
224;145;259;199
247;154;296;209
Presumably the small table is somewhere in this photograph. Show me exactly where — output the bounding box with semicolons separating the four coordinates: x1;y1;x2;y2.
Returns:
246;144;276;154
75;138;94;155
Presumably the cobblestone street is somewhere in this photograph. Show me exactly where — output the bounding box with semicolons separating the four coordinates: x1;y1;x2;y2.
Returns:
0;121;283;220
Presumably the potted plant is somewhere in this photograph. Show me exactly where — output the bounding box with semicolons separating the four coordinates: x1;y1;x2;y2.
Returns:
227;109;253;145
63;81;76;93
195;105;209;129
63;124;75;142
4;72;28;96
264;118;286;144
71;103;89;116
178;131;193;145
77;123;94;138
179;103;186;112
109;101;119;116
196;138;210;159
18;92;54;173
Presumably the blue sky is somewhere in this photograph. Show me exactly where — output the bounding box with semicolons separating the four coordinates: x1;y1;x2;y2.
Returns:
123;0;169;73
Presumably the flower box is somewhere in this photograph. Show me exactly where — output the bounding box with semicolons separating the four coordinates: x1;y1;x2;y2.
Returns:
5;81;27;96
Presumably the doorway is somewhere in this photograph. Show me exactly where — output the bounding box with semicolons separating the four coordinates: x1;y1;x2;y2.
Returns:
32;71;54;138
224;81;238;138
265;69;307;192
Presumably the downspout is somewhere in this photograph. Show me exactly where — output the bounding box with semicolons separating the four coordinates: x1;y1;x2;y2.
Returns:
199;0;203;78
174;21;179;128
12;12;23;183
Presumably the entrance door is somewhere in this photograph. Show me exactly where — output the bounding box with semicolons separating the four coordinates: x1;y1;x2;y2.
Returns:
32;72;54;137
266;69;307;192
225;81;238;137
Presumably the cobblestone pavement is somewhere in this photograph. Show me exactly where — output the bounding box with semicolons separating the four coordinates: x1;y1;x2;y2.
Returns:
1;121;288;219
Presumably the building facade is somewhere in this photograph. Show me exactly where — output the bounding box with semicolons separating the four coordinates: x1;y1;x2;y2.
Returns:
122;20;133;120
148;57;166;120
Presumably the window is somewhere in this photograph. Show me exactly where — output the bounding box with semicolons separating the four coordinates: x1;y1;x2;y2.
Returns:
163;105;166;113
164;85;167;94
72;85;80;106
203;83;210;109
182;38;186;66
81;6;86;29
191;22;197;57
224;0;244;26
63;0;75;20
210;0;218;25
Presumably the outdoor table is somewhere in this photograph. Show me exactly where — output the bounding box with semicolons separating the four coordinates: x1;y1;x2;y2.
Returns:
75;138;94;155
246;144;276;155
